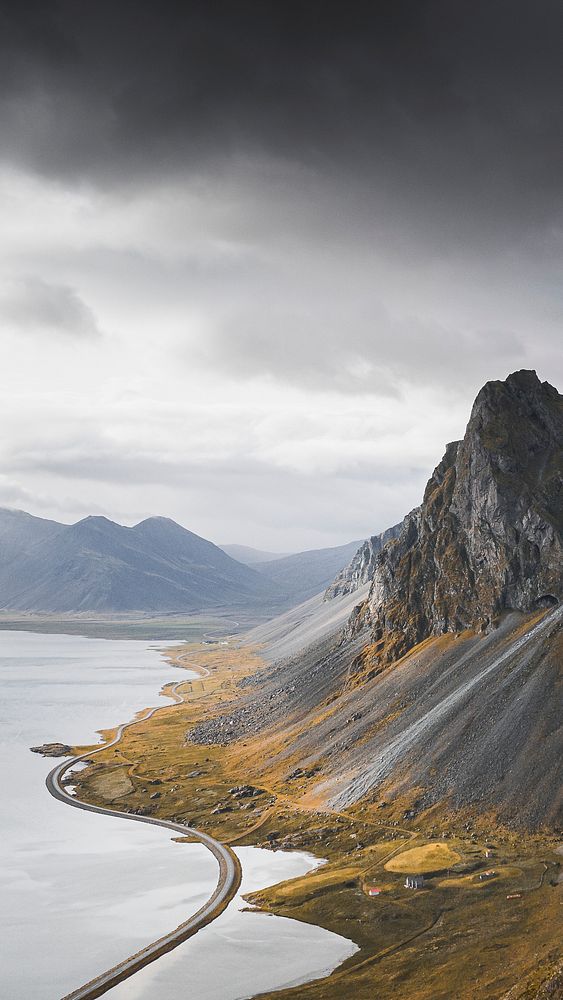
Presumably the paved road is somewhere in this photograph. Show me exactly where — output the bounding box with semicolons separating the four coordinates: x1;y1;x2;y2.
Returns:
46;680;242;1000
202;619;240;641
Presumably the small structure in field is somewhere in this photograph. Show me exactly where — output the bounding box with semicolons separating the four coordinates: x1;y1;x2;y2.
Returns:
479;869;496;881
404;875;424;889
367;887;382;896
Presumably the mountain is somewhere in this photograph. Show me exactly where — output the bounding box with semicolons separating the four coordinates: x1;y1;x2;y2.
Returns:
0;511;283;614
324;521;403;599
219;543;289;565
354;369;562;667
0;507;63;563
0;510;372;615
255;538;365;605
190;371;563;829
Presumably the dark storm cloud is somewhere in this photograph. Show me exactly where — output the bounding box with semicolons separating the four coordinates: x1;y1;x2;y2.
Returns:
1;276;102;338
1;1;563;230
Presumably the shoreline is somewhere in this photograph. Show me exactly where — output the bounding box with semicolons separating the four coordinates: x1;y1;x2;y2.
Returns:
47;678;242;1000
68;638;563;1000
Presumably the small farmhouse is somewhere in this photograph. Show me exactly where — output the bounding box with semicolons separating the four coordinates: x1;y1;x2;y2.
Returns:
404;875;424;889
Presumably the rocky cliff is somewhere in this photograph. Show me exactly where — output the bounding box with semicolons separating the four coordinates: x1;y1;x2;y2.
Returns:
187;371;562;830
358;370;562;664
324;521;403;599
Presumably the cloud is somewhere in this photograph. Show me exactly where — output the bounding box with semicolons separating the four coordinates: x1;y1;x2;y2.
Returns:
0;476;46;510
195;298;526;396
0;276;102;338
0;475;112;523
0;2;562;240
1;437;427;550
0;4;561;549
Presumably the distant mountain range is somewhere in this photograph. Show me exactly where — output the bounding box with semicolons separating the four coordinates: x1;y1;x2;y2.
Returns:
221;538;383;605
0;508;371;615
219;543;289;565
0;511;283;614
252;538;367;605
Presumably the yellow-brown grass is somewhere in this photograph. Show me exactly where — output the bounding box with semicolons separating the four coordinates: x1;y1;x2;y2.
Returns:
384;842;461;874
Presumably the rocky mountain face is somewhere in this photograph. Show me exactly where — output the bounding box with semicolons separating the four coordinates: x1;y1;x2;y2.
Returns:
187;371;562;829
354;371;562;666
324;522;403;600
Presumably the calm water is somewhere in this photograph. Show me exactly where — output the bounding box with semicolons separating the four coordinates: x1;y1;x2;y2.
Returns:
1;631;356;1000
107;846;357;1000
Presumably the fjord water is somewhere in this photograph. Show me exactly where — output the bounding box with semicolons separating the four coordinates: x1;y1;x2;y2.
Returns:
0;631;356;999
106;846;359;1000
0;629;216;999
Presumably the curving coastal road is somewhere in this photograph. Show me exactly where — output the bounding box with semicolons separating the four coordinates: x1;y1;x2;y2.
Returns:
46;680;242;1000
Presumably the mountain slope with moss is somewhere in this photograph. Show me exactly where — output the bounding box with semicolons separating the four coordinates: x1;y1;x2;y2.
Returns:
190;371;562;829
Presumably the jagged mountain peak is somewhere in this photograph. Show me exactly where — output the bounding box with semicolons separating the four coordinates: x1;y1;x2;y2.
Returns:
483;367;552;395
357;370;562;665
324;522;403;600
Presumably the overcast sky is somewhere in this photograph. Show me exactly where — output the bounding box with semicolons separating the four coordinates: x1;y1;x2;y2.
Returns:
0;1;561;550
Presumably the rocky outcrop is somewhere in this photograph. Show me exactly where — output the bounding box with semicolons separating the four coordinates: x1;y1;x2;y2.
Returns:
358;370;562;664
324;521;403;599
30;743;72;757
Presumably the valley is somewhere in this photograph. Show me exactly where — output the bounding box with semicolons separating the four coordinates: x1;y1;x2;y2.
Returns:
0;611;245;641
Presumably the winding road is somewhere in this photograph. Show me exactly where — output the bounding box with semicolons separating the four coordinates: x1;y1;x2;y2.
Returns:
46;680;242;1000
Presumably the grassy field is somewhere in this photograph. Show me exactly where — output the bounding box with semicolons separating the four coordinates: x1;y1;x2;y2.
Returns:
384;842;461;873
70;639;563;1000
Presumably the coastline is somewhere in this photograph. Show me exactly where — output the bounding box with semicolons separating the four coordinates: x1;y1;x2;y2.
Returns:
46;641;360;1000
69;637;563;1000
47;678;241;1000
